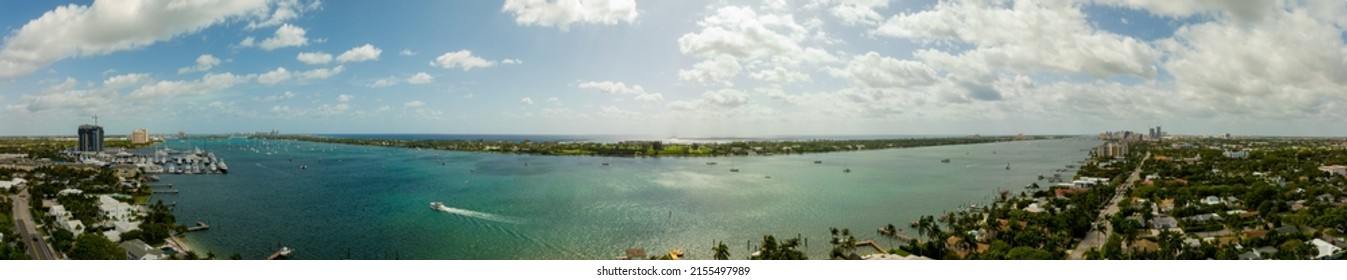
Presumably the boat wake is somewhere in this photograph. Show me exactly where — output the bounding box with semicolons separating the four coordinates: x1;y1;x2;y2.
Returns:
433;203;523;224
963;164;982;168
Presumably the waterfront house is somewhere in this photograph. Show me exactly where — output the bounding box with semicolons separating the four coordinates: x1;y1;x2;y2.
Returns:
119;239;165;260
1201;196;1222;206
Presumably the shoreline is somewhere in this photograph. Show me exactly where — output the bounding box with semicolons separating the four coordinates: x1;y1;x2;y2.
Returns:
166;234;199;258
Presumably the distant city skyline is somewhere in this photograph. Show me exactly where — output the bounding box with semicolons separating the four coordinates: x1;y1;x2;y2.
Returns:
3;1;1346;137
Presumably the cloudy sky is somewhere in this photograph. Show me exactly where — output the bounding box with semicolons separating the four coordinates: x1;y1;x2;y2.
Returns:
1;0;1345;137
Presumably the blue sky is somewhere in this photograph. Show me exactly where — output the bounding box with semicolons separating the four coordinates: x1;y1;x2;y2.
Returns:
2;0;1346;137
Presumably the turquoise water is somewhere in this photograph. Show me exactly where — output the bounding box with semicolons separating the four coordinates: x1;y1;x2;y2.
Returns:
153;137;1100;259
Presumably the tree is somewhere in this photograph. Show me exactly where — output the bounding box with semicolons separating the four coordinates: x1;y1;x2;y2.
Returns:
749;235;807;260
229;253;244;260
712;241;730;260
1006;246;1054;260
68;234;125;260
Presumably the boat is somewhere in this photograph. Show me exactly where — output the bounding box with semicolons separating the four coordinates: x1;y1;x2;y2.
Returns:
844;168;851;173
1005;162;1010;170
706;162;717;165
729;168;739;172
301;165;307;169
218;160;228;174
814;160;822;164
941;158;951;163
602;162;610;166
430;202;444;210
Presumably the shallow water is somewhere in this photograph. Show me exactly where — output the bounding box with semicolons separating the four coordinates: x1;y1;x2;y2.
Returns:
153;137;1100;259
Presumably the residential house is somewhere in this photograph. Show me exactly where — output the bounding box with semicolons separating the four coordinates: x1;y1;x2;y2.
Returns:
48;204;85;234
1223;150;1249;159
0;177;26;190
1151;216;1179;230
1201;196;1223;206
1310;239;1342;259
1319;165;1347;176
119;239;165;260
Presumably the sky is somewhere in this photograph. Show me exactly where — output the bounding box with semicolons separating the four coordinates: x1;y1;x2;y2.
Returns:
1;0;1346;137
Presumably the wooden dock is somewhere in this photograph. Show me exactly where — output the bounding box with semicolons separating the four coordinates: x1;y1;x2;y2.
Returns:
855;240;886;253
267;247;293;260
152;189;179;194
186;221;209;231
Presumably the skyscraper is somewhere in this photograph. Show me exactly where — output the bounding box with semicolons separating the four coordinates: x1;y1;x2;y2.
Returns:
78;124;104;152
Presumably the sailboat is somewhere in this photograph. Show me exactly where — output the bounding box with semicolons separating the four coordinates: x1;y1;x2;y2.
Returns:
1005;162;1010;170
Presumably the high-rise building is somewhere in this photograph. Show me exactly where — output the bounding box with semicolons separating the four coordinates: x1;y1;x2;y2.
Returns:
78;124;104;152
131;128;149;144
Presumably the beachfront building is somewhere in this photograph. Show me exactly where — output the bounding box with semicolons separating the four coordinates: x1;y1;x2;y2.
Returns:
98;195;142;242
131;128;149;144
78;124;104;152
119;239;166;260
48;204;86;234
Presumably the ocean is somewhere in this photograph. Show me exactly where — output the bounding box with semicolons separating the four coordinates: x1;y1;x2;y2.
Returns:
151;137;1100;259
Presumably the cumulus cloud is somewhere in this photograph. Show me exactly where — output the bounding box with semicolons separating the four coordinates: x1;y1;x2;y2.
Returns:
828;52;937;88
577;80;663;101
0;0;272;79
367;76;400;88
256;23;309;51
400;49;417;56
501;0;639;30
502;59;523;65
1089;0;1279;23
296;65;344;80
407;72;434;84
404;100;425;108
668;89;750;111
128;72;251;99
178;54;222;74
873;0;1158;79
430;50;496;71
246;0;322;30
677;6;835;85
520;97;535;106
336;44;381;63
296;51;332;64
257;67;292;84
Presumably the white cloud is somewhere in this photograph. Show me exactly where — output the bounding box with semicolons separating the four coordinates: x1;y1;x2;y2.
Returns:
677;6;835;85
103;73;151;89
400;49;417;56
873;0;1158;79
337;94;353;102
502;59;523;65
828;52;937;88
296;65;344;80
404;100;425;108
368;76;400;88
178;54;222;74
407;72;434;84
0;0;272;79
826;0;888;26
257;67;292;84
501;0;639;30
128;72;250;99
296;51;332;64
246;0;321;30
239;37;256;47
430;50;496;71
668;89;750;111
577;80;663;101
336;44;381;63
520;97;535;106
256;91;297;102
258;23;309;51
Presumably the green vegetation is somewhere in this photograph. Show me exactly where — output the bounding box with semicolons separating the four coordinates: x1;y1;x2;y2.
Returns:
68;234;124;260
258;134;1063;158
748;235;807;260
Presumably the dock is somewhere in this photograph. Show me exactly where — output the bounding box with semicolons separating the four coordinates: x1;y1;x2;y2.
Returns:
267;247;293;260
186;221;209;231
855;240;887;253
152;189;179;194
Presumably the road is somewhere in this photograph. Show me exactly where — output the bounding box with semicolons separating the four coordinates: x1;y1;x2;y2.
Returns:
1068;151;1149;260
10;186;59;260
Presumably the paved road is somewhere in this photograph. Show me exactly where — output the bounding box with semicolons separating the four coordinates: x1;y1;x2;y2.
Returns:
1068;151;1149;260
10;187;59;260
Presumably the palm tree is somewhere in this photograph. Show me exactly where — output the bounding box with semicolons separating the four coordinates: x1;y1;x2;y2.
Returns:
712;241;730;260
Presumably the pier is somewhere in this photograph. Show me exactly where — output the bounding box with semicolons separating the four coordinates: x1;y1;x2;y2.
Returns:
267;247;293;260
152;189;179;194
186;221;209;231
855;240;887;253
